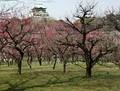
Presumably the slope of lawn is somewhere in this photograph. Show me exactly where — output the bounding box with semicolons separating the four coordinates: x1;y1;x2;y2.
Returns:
0;61;120;91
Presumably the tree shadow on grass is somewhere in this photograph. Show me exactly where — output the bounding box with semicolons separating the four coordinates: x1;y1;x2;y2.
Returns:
93;74;120;80
3;76;82;91
2;72;40;91
2;71;83;91
2;71;120;91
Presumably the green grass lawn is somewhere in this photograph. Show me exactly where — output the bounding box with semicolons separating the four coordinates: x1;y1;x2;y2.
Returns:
0;61;120;91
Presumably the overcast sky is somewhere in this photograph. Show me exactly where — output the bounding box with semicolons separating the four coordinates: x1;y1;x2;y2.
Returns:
0;0;120;19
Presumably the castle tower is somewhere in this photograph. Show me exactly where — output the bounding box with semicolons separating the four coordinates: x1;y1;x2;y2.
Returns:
31;4;52;20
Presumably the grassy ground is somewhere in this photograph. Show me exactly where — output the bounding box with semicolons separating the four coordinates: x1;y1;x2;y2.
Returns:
0;61;120;91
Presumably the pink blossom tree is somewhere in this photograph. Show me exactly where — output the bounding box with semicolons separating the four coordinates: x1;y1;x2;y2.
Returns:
0;17;33;74
41;20;74;72
57;3;116;77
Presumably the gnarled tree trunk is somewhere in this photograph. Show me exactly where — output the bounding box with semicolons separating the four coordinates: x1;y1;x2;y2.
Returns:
27;52;32;68
15;47;24;74
53;55;57;69
86;62;92;78
38;56;42;66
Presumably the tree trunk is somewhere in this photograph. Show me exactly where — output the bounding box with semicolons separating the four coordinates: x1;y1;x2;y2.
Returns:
38;57;42;65
63;59;67;73
15;47;24;74
53;55;57;69
27;53;33;68
17;59;22;74
27;58;32;69
27;53;32;68
27;60;32;68
86;63;92;78
6;60;10;67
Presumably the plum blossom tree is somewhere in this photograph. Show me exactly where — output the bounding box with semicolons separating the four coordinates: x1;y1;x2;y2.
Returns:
41;20;73;72
0;17;33;74
57;3;116;77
